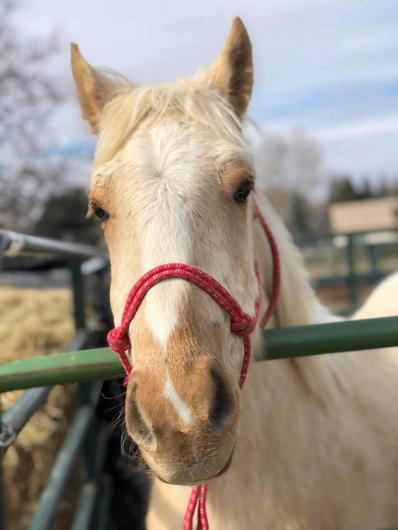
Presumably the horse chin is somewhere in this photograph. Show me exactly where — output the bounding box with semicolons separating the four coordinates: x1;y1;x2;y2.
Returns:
142;447;235;486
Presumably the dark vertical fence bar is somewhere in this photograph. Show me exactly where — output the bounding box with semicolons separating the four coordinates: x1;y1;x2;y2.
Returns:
28;406;93;530
70;426;109;530
70;261;87;331
346;234;358;311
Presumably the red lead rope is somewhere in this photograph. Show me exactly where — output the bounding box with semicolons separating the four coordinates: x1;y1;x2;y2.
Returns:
107;201;281;530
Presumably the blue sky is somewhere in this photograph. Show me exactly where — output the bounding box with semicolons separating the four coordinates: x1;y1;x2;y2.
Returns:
16;0;398;180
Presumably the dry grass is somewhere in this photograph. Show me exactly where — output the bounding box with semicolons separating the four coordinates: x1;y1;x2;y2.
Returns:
0;287;78;530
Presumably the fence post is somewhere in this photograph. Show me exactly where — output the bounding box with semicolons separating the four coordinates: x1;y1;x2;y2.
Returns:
346;234;358;311
70;260;86;331
367;243;379;283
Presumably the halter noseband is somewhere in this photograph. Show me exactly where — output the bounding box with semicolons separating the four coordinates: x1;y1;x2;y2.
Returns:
107;201;281;530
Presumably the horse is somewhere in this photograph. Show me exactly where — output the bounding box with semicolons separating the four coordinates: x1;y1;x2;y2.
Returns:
355;271;398;319
71;17;398;530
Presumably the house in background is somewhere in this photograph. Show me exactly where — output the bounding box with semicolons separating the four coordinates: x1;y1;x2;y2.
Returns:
329;197;398;234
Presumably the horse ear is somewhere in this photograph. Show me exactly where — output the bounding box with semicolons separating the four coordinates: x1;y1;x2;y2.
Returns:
70;43;118;134
206;17;253;117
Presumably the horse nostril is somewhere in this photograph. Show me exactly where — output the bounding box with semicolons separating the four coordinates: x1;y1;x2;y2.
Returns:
209;368;234;432
128;384;154;447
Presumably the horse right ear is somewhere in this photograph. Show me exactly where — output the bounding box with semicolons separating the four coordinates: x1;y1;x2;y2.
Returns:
205;17;253;118
70;43;118;134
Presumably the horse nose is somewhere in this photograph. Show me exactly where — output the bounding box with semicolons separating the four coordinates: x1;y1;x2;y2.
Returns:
125;361;236;448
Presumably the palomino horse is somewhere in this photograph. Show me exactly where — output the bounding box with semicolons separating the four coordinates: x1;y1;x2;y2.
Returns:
71;17;398;530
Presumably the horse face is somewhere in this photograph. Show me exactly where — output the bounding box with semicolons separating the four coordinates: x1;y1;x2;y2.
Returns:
72;18;258;485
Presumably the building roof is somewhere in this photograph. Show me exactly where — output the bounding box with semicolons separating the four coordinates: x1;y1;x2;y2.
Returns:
329;197;398;234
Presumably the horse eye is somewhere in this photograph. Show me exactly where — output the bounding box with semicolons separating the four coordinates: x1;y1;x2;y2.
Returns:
92;204;109;222
233;180;253;204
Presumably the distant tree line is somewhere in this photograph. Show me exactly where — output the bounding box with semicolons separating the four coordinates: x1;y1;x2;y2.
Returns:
34;187;102;245
328;176;398;203
251;128;398;236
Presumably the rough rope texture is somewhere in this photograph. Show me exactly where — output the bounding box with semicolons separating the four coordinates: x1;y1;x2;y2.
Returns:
107;200;281;530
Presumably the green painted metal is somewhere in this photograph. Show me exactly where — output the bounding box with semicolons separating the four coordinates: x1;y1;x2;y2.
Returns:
0;348;123;392
1;316;397;392
95;476;112;530
264;316;398;359
28;406;93;530
0;330;91;457
0;229;103;260
367;244;379;281
346;234;359;310
70;426;109;530
70;483;98;530
70;261;87;331
0;231;107;530
1;387;50;455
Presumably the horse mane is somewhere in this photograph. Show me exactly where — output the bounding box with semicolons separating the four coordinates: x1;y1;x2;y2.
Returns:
94;73;247;166
254;194;358;404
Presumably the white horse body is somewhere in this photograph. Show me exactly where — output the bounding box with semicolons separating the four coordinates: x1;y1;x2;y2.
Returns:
147;197;398;530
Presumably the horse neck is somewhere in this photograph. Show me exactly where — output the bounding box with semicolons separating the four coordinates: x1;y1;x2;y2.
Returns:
254;193;334;331
249;193;347;405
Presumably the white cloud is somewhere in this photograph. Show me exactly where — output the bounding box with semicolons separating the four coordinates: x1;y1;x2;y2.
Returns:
12;0;398;178
314;116;398;142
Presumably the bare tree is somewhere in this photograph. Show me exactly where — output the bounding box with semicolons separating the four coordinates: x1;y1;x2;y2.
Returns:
254;128;325;193
0;0;67;230
253;128;327;233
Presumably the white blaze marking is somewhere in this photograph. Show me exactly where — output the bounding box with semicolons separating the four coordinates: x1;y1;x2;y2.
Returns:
164;375;193;425
133;122;204;349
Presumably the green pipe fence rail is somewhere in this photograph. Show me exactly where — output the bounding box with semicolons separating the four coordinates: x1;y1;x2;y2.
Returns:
0;331;90;458
1;316;397;392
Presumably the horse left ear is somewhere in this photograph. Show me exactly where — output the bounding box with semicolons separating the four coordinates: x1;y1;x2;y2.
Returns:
206;17;253;117
70;43;119;134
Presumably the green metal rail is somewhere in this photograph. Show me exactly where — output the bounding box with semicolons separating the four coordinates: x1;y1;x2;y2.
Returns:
1;316;397;392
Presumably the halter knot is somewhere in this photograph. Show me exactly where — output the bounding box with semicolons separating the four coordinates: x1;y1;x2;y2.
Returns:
230;315;257;337
107;327;130;354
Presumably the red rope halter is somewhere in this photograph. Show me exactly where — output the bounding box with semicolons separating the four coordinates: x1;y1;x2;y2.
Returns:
107;201;281;530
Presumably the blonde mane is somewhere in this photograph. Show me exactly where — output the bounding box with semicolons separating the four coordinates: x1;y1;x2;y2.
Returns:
94;75;246;166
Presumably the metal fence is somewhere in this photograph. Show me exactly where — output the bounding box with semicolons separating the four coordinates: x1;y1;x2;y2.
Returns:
0;230;109;530
297;227;398;311
0;228;398;529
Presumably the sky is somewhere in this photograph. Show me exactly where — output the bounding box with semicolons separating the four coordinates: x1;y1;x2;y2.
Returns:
15;0;398;181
